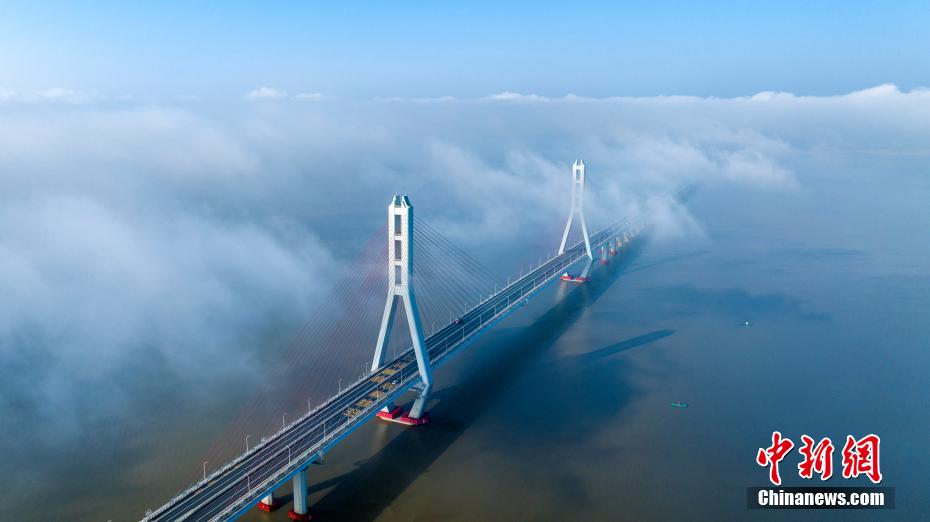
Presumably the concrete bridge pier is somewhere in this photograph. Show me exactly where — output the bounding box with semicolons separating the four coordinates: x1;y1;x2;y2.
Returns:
599;245;609;264
257;491;282;512
288;468;311;521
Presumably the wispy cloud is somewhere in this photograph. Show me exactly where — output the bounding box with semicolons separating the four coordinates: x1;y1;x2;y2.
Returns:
0;87;102;104
34;87;100;103
485;91;550;102
245;86;287;99
293;92;326;100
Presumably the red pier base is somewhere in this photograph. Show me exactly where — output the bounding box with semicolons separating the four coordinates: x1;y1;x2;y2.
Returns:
560;274;589;283
376;406;429;426
376;406;403;420
256;500;283;512
599;259;609;265
288;510;312;521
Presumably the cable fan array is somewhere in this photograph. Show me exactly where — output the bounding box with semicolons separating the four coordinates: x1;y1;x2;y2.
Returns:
412;217;503;333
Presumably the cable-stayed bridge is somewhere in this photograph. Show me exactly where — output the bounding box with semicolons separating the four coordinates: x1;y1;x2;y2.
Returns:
143;161;681;522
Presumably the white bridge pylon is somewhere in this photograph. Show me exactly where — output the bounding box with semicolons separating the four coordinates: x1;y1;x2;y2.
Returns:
559;159;595;282
370;195;432;425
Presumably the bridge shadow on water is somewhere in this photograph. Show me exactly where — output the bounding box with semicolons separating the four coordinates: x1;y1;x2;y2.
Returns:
572;329;676;364
306;240;678;521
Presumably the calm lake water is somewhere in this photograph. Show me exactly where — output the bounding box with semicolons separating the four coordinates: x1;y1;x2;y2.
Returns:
4;156;929;521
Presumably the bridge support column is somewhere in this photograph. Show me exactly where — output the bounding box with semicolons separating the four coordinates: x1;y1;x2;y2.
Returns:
372;195;433;426
558;160;595;283
288;468;311;521
608;240;616;256
257;491;282;512
599;245;609;265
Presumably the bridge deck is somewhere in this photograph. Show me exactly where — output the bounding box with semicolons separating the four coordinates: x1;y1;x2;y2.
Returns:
144;217;642;522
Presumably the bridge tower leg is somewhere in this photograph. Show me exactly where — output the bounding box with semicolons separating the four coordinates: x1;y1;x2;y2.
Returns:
287;467;311;521
372;195;433;426
558;159;595;283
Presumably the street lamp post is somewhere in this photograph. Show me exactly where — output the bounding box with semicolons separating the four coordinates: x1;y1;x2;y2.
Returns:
246;435;251;452
202;461;208;480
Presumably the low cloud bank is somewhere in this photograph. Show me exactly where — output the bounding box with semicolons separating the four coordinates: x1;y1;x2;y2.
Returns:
0;84;927;442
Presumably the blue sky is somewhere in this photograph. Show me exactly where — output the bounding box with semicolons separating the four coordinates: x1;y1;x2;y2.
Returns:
1;1;928;99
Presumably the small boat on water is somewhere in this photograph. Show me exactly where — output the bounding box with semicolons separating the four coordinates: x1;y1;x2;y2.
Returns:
670;402;689;408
